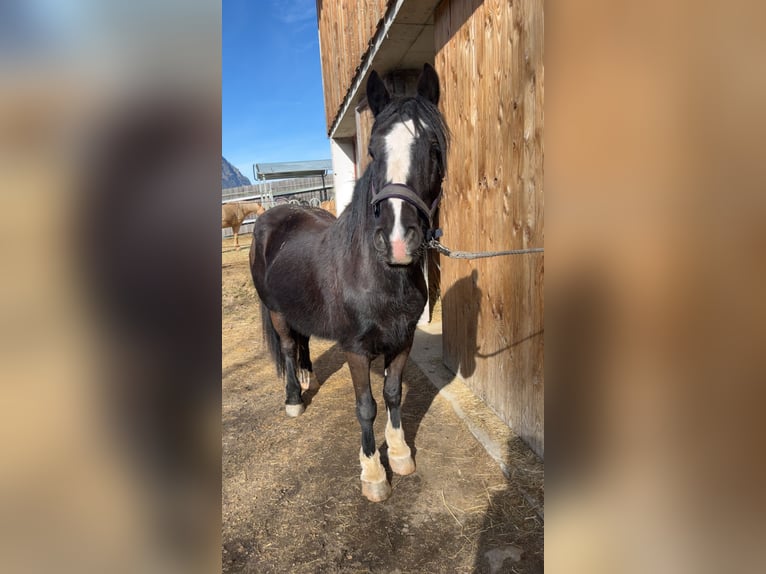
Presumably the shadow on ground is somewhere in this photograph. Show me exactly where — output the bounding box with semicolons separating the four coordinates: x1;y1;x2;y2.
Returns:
473;436;545;573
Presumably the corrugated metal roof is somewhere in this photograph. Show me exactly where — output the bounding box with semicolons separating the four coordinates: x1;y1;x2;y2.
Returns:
255;159;332;181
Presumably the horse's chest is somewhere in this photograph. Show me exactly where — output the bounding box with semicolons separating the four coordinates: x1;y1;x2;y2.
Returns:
350;287;425;355
373;297;419;327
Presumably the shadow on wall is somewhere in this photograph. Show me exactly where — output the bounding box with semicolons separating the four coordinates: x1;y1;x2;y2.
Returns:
442;268;482;378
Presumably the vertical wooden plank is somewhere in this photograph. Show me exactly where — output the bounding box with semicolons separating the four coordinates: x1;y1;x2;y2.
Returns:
474;0;501;420
519;0;544;455
343;0;351;115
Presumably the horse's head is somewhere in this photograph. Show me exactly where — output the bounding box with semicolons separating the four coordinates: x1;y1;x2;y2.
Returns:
366;64;448;266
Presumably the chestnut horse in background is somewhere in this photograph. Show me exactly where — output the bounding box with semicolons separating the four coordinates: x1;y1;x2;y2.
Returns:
222;201;265;250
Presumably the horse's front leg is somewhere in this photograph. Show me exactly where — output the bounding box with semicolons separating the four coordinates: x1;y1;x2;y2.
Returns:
347;352;390;502
383;343;416;476
232;223;241;250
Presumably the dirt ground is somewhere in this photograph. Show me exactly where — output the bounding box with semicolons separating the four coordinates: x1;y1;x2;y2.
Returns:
222;235;544;573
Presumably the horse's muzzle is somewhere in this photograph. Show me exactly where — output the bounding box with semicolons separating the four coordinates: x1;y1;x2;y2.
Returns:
373;225;422;266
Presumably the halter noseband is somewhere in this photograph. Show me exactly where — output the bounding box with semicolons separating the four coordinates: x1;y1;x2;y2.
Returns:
370;181;443;230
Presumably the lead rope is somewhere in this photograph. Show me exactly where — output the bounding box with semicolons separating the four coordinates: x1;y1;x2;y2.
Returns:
426;231;544;259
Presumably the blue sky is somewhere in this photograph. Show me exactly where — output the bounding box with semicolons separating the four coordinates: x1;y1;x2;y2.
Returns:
223;0;330;183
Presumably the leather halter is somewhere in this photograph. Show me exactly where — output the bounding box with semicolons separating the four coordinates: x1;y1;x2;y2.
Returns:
370;181;443;228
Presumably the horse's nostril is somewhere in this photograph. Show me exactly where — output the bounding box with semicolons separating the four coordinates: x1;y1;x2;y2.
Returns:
405;227;420;242
373;229;387;250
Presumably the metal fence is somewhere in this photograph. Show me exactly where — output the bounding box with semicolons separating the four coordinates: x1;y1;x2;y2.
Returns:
222;174;334;204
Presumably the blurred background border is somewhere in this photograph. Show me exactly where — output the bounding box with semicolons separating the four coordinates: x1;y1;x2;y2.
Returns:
1;0;765;572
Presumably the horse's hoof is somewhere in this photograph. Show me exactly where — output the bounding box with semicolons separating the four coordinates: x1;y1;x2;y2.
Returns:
285;403;305;417
389;455;416;476
361;479;391;502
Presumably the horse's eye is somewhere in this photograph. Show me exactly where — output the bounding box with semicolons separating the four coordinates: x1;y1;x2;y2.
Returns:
368;148;375;160
430;145;442;170
430;143;440;159
373;203;381;218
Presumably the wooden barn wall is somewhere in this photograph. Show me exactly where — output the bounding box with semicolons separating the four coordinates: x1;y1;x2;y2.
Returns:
317;0;391;131
435;0;544;456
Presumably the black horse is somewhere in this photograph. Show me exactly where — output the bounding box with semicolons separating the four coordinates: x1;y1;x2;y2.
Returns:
249;64;448;502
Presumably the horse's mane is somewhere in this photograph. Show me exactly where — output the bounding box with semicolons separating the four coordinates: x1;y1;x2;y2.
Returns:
340;168;373;248
339;95;450;249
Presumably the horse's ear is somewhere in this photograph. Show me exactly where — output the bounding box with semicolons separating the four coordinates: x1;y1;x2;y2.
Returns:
417;63;440;106
367;70;390;117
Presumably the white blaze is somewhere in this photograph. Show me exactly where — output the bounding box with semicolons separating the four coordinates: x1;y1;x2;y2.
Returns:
389;198;405;243
384;119;415;245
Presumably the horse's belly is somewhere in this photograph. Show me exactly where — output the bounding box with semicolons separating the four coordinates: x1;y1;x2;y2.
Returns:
262;249;340;339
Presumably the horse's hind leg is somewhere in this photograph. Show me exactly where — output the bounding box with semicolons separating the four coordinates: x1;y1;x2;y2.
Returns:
383;343;416;476
269;311;304;417
295;332;314;391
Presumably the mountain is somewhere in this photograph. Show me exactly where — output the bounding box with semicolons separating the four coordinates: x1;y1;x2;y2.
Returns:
222;157;252;189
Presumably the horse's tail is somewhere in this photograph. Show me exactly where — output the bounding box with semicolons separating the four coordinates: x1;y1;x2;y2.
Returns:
260;301;285;379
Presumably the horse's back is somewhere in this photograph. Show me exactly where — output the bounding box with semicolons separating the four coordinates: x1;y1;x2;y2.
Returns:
253;205;333;261
265;203;335;227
